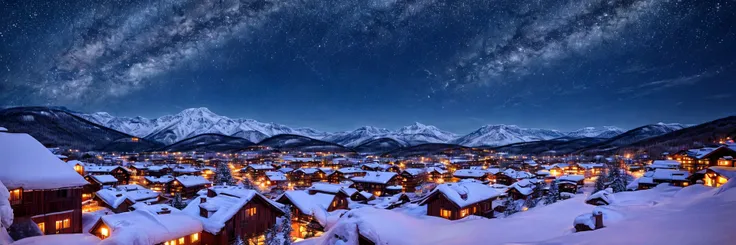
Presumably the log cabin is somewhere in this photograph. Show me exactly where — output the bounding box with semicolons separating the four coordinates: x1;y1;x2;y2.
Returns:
291;168;320;188
452;169;489;182
84;165;132;185
146;165;173;178
672;146;736;173
399;168;427;192
143;175;175;193
507;179;539;200
637;169;691;190
327;167;365;184
93;184;161;213
276;189;349;239
90;204;203;245
170;175;212;198
0;131;88;239
350;171;399;197
556;175;585;194
701;166;736;187
419;182;502;220
83;174;119;201
425;167;450;183
183;185;285;245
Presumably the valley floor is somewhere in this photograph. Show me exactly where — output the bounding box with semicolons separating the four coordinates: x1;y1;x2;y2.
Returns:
298;182;736;245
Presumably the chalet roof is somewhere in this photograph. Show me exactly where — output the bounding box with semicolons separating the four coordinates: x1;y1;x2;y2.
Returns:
486;168;501;175
708;166;736;179
280;190;337;216
85;165;131;173
453;169;487;178
558;175;585;183
577;163;606;169
295;167;320;175
246;164;275;170
337;167;365;174
144;175;174;184
351;171;397;184
500;169;532;179
265;171;287;182
687;146;735;159
308;182;350;194
99;204;202;245
425;167;448;174
90;175;119;184
644;169;690;181
421;182;501;208
649;160;681;169
95;185;160;209
277;167;294;173
183;185;282;234
510;179;535;196
175;175;211;188
0;132;88;190
146;165;170;171
401;168;425;176
369;193;408;209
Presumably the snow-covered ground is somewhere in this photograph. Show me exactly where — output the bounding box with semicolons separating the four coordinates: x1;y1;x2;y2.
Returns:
298;182;736;245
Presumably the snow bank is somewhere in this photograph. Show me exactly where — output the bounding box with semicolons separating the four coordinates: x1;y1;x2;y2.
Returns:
11;234;100;245
1;180;13;245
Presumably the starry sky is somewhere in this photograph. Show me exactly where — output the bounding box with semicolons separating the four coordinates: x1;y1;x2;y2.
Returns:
1;0;734;133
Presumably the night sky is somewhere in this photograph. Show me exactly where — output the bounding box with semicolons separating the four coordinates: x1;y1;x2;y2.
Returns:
1;0;734;133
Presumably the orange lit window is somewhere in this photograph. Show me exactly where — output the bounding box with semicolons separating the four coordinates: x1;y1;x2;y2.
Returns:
9;189;21;205
247;207;257;216
460;209;468;217
100;227;109;238
63;219;70;229
37;222;45;234
55;220;63;231
440;209;451;219
191;233;199;242
178;237;185;244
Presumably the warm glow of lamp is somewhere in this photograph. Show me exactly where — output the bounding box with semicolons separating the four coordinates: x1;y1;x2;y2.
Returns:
100;227;109;237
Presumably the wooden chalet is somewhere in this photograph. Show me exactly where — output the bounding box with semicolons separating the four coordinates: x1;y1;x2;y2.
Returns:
361;163;400;173
143;175;175;193
84;165;132;185
93;185;161;213
452;169;489;182
507;179;539;200
291;168;321;188
637;169;691;190
241;164;275;180
170;175;212;198
83;174;119;201
350;171;399;197
419;182;501;220
1;131;89;238
673;146;736;173
182;185;286;245
495;169;532;186
556;175;585;194
426;167;450;182
702;166;736;187
399;168;427;192
146;165;173;177
327;167;366;184
277;187;349;239
90;204;203;245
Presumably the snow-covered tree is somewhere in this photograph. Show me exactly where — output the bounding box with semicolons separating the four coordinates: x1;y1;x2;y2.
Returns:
503;196;519;217
594;171;608;193
265;207;293;245
171;193;186;210
281;207;293;245
1;180;14;244
525;181;545;209
544;180;561;205
607;163;628;193
214;162;236;186
231;236;245;245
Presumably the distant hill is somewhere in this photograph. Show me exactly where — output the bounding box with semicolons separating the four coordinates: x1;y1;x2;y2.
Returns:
257;134;354;153
491;137;609;155
382;143;474;158
352;137;406;154
0;107;162;151
578;123;688;154
614;116;736;155
158;133;255;152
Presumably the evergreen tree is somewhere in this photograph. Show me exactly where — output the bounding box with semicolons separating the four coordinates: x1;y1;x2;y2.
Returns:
231;236;246;245
594;171;608;193
526;181;545;209
171;193;186;210
214;162;236;186
281;207;293;245
503;196;519;217
544;180;560;205
607;163;627;193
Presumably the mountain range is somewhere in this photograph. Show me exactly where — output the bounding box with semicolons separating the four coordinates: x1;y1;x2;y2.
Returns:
76;107;634;147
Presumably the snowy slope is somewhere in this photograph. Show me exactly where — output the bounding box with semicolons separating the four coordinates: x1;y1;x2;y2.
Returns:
323;123;457;147
452;125;566;147
77;108;333;145
581;122;689;152
566;126;625;138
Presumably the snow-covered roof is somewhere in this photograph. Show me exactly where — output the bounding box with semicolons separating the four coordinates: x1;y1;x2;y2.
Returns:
183;185;277;234
0;132;88;190
536;170;551;175
402;168;426;176
337;167;364;174
453;169;487;178
277;167;294;173
351;171;397;184
510;179;535;196
99;204;202;245
687;146;730;159
423;182;501;208
85;165;130;173
245;164;274;170
586;190;615;204
146;165;170;171
649;160;681;169
578;163;606;169
90;175;119;184
426;167;448;174
708;166;736;179
486;168;501;175
308;182;349;194
644;169;690;181
500;169;532;179
280;190;337;216
558;175;585;183
175;175;211;188
265;171;287;182
370;193;408;209
95;185;160;209
295;167;319;174
145;175;174;184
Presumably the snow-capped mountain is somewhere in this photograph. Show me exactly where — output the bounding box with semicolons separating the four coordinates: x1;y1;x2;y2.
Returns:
452;125;566;147
77;108;332;145
322;123;458;147
323;126;393;147
580;122;689;152
566;126;625;138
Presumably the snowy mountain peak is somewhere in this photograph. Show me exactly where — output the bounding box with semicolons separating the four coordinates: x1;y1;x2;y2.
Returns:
566;126;625;138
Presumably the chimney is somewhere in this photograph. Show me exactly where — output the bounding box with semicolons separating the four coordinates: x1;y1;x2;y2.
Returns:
200;197;207;203
157;207;171;215
207;189;217;198
594;211;604;229
115;193;123;197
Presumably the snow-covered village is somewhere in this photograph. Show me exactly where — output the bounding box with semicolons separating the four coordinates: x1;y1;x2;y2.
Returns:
2;0;736;244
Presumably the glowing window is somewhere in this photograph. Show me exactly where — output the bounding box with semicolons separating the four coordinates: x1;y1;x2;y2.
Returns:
55;220;63;231
63;219;70;228
191;233;199;242
179;237;185;244
440;209;451;219
37;222;45;234
9;189;21;205
247;207;257;216
100;227;109;238
460;209;468;217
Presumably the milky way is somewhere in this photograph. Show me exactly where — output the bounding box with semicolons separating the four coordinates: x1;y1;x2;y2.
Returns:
0;0;734;131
